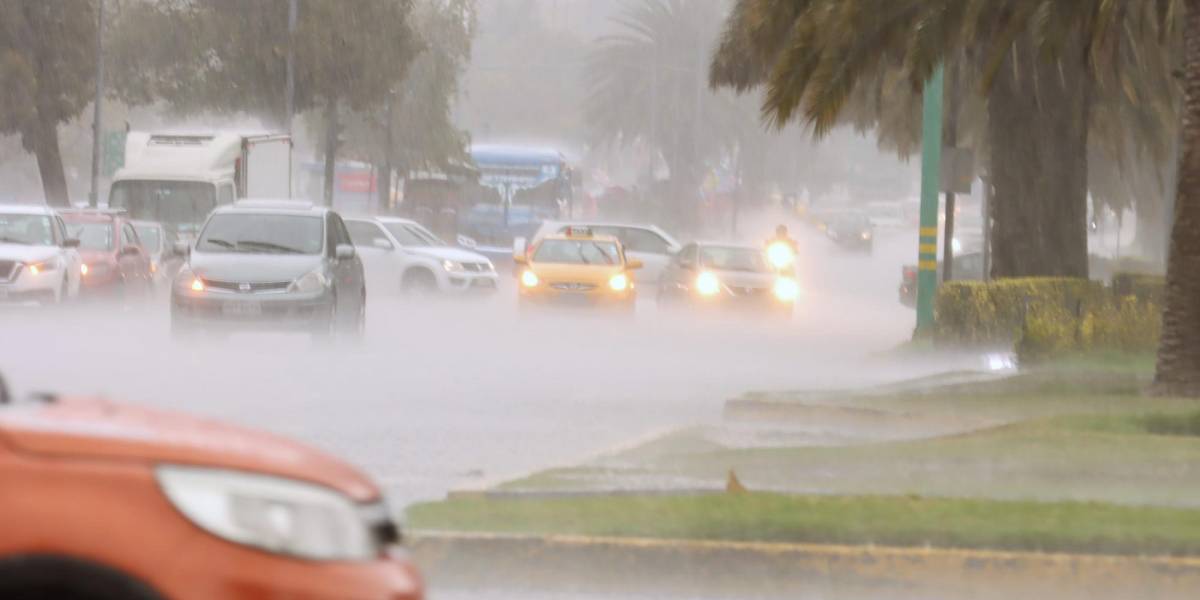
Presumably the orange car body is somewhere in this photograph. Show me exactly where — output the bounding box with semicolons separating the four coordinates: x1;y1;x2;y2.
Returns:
0;397;422;600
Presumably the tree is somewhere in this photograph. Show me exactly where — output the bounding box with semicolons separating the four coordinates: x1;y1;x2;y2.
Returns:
0;1;98;206
709;0;1176;279
587;0;744;230
1155;0;1200;395
109;0;418;205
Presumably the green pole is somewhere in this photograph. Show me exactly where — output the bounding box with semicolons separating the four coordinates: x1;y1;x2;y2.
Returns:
916;64;944;333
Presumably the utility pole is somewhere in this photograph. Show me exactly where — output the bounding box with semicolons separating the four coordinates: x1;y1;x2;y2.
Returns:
89;0;106;208
915;65;944;334
286;0;297;199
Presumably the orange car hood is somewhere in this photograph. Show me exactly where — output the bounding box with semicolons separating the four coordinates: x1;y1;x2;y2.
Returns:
0;398;379;502
530;263;626;284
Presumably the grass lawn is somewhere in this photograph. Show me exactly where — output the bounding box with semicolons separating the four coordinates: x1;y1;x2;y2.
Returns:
408;492;1200;557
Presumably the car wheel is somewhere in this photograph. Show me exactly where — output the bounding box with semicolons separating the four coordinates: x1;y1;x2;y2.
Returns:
401;269;438;298
56;274;68;304
313;298;337;341
345;289;366;340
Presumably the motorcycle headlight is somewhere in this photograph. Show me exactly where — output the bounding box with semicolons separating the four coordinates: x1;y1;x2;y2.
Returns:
774;277;801;302
609;272;629;292
766;242;796;269
442;259;464;273
155;465;377;561
695;271;721;296
290;269;330;293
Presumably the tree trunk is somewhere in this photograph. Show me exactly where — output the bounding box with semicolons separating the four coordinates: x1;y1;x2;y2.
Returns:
322;96;339;207
31;112;69;207
1153;0;1200;396
987;37;1090;278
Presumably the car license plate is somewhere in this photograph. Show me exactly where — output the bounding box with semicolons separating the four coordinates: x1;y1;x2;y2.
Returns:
222;300;262;317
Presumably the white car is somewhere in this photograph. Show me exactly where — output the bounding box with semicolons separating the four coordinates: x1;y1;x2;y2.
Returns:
343;217;499;295
0;204;83;304
528;221;681;285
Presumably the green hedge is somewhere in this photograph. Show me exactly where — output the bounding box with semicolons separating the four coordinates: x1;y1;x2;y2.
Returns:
934;274;1164;362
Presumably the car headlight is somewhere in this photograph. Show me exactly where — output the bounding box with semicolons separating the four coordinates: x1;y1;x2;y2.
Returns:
442;259;464;273
861;231;872;240
695;271;721;296
84;262;112;277
290;269;330;293
24;258;59;276
766;242;796;269
521;270;539;288
609;272;629;292
774;277;800;302
174;266;204;292
155;465;376;561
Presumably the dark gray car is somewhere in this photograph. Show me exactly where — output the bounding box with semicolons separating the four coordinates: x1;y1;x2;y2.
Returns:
657;242;798;317
170;200;365;339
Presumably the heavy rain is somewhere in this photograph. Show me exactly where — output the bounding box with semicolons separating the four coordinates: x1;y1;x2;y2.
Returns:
0;1;1198;600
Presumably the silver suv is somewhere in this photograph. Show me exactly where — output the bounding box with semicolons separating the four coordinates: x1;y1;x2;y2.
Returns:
170;200;365;339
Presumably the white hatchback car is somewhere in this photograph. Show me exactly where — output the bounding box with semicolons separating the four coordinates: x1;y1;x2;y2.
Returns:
0;204;82;304
344;217;499;295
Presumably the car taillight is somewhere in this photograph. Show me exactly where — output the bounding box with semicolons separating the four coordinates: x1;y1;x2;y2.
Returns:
903;266;917;280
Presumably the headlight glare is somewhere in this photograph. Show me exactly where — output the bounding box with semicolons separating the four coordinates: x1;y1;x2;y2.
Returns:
696;271;721;296
774;277;800;302
609;273;629;291
766;242;796;269
155;465;376;561
521;270;539;288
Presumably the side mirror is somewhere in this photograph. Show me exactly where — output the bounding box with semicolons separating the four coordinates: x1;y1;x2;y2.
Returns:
63;238;80;248
372;238;394;250
627;259;644;270
335;243;356;260
512;236;527;260
173;240;190;256
513;254;528;266
457;234;479;249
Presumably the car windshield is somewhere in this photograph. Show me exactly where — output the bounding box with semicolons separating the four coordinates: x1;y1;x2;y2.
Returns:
533;239;620;265
700;246;770;273
0;214;54;246
383;222;444;247
133;225;162;252
196;214;323;254
109;180;217;237
65;222;113;251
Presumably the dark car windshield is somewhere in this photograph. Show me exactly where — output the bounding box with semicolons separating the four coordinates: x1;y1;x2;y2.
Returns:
700;246;770;273
133;225;162;252
533;239;620;265
0;214;54;246
109;180;216;237
65;222;114;251
196;213;323;255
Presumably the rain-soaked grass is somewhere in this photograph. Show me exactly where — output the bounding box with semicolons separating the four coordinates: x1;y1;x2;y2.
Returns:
407;492;1200;557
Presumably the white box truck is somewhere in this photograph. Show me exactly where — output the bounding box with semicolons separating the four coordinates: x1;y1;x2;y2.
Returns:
107;131;292;238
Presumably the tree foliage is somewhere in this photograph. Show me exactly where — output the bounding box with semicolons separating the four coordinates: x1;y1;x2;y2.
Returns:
0;0;98;205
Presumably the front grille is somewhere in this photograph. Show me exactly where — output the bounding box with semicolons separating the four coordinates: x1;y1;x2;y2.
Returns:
728;285;769;297
461;262;492;272
201;278;292;294
0;260;15;282
550;282;596;291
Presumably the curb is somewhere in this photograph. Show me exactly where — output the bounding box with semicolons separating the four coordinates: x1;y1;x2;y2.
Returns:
410;531;1200;600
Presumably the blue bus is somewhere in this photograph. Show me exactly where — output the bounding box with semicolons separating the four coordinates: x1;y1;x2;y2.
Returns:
460;145;575;253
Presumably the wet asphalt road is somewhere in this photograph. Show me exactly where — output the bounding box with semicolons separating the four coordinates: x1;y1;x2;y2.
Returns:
0;224;986;599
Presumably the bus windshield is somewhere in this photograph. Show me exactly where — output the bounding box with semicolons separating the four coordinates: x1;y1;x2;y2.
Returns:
109;181;216;237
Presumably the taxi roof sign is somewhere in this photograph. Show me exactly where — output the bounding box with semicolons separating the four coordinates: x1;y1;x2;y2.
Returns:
564;226;594;237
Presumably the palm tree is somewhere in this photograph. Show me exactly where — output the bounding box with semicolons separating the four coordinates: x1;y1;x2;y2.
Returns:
586;0;743;229
1154;0;1200;396
710;0;1177;279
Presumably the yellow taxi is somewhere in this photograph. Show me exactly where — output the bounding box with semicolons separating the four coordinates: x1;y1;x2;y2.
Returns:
514;227;642;311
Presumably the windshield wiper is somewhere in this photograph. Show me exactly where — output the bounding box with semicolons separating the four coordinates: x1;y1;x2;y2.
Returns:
203;238;236;249
0;236;31;245
236;240;305;254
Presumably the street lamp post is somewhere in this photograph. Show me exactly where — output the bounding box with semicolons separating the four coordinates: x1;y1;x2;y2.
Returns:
89;0;106;208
